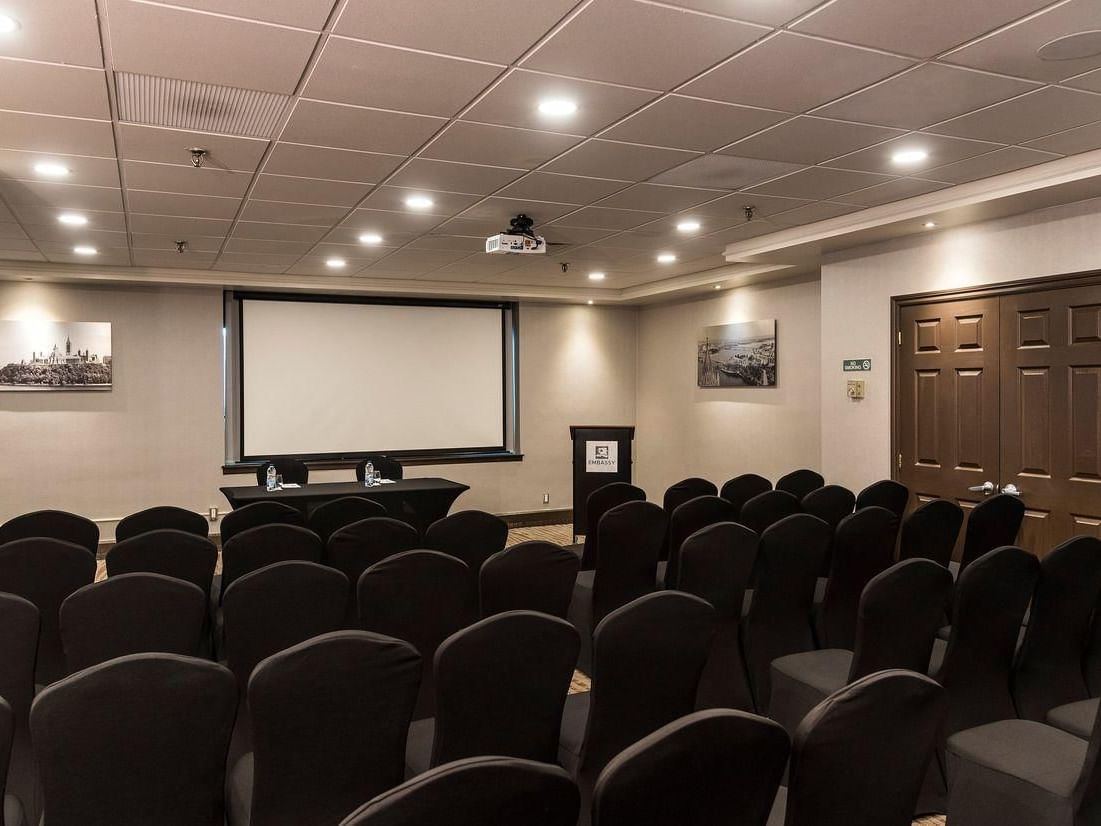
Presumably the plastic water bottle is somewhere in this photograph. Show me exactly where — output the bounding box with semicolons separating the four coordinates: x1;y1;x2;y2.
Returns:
365;461;375;487
266;464;277;491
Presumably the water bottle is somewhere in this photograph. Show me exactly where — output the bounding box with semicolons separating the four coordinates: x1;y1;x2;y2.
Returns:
365;461;375;487
266;464;277;491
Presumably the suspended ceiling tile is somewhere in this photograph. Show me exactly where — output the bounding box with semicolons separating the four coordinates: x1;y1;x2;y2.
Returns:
122;161;253;199
250;174;372;207
928;87;1101;144
422;122;582;169
238;199;347;226
723;116;906;165
497;172;629;205
746;166;894;200
281;100;446;155
833;177;950;207
549;205;663;230
650;154;802;190
603;96;789;152
1025;121;1101;155
543;140;698;181
167;0;337;29
823;132;1002;175
126;190;242;220
130;233;225;252
386;159;526;196
656;0;828;27
0;112;115;158
0;59;108;119
0;0;104;67
0;150;121;189
0;180;123;212
456;196;578;226
231;221;329;243
359;186;483;217
127;214;232;237
920;146;1062;184
595;183;727;213
263;144;404;184
116;124;268;171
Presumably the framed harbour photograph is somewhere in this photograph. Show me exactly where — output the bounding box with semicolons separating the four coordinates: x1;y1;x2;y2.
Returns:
697;319;776;388
0;320;112;391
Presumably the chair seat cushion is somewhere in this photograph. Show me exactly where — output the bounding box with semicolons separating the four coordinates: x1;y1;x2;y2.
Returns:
937;624;951;641
766;785;786;826
574;570;594;592
405;717;435;776
928;637;946;677
558;691;590;776
1047;698;1098;740
4;793;25;826
227;752;254;826
768;649;852;735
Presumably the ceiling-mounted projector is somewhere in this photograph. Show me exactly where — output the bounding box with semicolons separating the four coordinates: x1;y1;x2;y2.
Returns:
485;214;546;255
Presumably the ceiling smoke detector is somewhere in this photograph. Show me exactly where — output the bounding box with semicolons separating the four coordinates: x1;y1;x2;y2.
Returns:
1037;31;1101;61
175;240;188;254
189;148;208;168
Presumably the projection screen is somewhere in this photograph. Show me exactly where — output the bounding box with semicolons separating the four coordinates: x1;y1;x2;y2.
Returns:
239;297;507;459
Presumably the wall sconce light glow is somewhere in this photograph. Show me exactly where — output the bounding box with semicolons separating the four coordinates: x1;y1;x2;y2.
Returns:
923;221;937;229
325;257;346;269
588;271;606;281
537;99;578;117
587;299;594;305
34;162;69;178
676;220;701;233
405;195;434;210
0;15;19;33
57;213;88;226
358;233;383;245
656;253;676;263
73;245;97;256
891;148;928;165
713;284;722;290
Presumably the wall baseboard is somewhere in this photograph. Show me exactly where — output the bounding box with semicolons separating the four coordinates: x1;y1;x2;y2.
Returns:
503;508;572;528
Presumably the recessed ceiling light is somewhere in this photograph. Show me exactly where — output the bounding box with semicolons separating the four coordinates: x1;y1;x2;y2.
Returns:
57;213;88;226
34;162;69;178
538;99;578;117
587;300;594;305
923;221;937;229
588;271;606;281
73;246;97;256
0;15;19;34
657;253;677;263
714;284;722;290
358;233;383;245
891;148;928;166
325;257;346;269
405;195;434;210
677;220;701;233
1037;31;1101;61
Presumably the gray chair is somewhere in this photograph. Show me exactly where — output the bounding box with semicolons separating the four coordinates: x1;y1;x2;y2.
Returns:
479;541;580;620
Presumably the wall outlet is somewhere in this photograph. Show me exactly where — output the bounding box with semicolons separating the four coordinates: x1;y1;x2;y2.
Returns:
543;493;550;505
208;507;218;522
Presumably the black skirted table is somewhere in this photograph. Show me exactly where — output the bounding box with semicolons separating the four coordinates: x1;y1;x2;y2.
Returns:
220;477;470;534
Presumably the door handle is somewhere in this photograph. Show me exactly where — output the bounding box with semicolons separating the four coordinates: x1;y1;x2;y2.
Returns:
1002;483;1022;497
967;481;995;494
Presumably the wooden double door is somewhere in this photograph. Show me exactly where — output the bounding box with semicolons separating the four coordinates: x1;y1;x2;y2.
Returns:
897;280;1101;556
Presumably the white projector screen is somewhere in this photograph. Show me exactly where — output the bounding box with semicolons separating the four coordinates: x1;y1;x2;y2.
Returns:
240;298;506;458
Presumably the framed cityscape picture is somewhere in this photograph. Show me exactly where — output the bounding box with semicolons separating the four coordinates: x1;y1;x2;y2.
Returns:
697;319;776;387
0;320;112;390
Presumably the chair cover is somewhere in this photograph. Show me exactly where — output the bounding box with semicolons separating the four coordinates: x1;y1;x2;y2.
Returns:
30;653;236;826
0;594;38;825
425;511;509;582
958;493;1026;572
115;506;208;542
854;480;910;518
479;541;580;619
775;470;825;501
253;457;309;486
719;474;773;516
800;486;855;531
0;510;98;555
327;517;419;611
661;478;718;559
307;497;387;546
355;456;404;482
106;529;218;599
220;524;322;603
0;697;19;826
739;490;802;536
664;496;739;589
580;483;646;571
220;501;303;547
898;499;963;567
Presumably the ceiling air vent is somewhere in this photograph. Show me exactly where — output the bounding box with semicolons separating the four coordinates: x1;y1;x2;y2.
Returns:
115;72;290;139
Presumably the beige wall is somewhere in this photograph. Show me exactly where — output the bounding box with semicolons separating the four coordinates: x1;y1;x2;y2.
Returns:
635;274;822;498
820;197;1101;492
0;283;637;539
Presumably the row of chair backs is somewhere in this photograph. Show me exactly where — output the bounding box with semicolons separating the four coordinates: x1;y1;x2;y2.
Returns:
0;510;99;554
115;506;208;543
581;483;646;570
592;501;667;626
478;541;579;620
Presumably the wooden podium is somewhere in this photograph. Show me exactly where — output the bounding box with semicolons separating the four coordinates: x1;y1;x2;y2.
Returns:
570;425;635;542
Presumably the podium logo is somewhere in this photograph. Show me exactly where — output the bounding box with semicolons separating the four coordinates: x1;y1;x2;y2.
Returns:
586;440;618;473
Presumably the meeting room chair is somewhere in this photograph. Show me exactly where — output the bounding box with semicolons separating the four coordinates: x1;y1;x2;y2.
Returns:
479;541;580;619
898;498;963;567
328;517;419;620
338;756;580;826
0;510;99;556
307;497;387;545
31;653;236;826
800;485;855;531
0;593;38;826
559;592;715;801
59;573;207;672
425;510;509;583
568;500;667;674
660;478;718;559
815;506;901;650
406;611;579;775
579;483;646;571
854;479;910;518
219;500;303;546
676;522;758;711
355;455;404;482
769;559;952;737
106;528;219;602
719;473;773;516
0;537;96;685
739;490;802;536
254;457;309;486
740;514;831;712
770;670;946;826
661;495;738;589
219;523;323;605
228;631;421;826
0;697;22;826
357;550;478;720
775;469;825;501
592;709;789;826
115;505;209;542
957;493;1026;573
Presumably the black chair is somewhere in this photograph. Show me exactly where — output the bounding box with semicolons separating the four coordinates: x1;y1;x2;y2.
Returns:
338;756;579;826
854;479;910;518
770;670;946;826
663;495;739;589
219;523;322;604
31;653;236;826
115;506;209;542
815;506;900;650
719;473;772;516
425;511;509;582
358;550;478;720
406;611;579;774
0;538;96;685
307;497;387;546
0;510;98;555
1014;536;1101;722
769;559;952;737
106;530;219;604
580;483;646;571
0;697;21;826
254;457;309;486
898;498;963;567
775;469;824;501
0;593;38;826
559;592;715;797
740;514;831;712
220;501;303;547
958;493;1026;572
479;541;580;619
661;478;717;559
568;501;667;675
228;631;421;826
677;523;758;711
60;573;206;672
800;485;855;531
592;709;789;826
739;490;802;536
355;455;404;482
328;517;419;621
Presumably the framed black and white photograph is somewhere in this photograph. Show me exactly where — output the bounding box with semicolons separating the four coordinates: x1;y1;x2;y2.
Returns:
0;320;112;391
697;319;776;388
